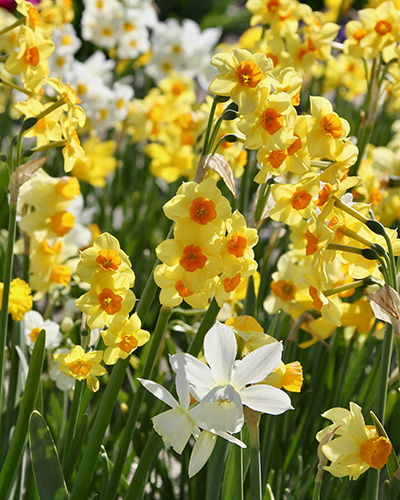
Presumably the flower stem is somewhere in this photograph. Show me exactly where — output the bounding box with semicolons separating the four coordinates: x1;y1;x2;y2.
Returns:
0;199;18;436
103;306;172;500
245;407;262;500
202;97;219;155
188;297;220;356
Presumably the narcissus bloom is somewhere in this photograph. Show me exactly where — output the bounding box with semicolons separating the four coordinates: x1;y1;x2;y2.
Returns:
139;373;246;477
209;48;274;114
75;273;135;329
0;278;33;321
170;322;293;433
24;310;61;350
76;232;135;288
263;361;303;392
316;402;392;480
53;345;107;392
102;314;150;365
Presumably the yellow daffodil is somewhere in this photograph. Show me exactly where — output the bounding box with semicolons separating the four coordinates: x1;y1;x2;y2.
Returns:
102;313;150;365
0;278;33;321
317;402;392;480
53;345;107;392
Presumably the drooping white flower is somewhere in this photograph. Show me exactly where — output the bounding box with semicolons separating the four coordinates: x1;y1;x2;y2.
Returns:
139;373;245;477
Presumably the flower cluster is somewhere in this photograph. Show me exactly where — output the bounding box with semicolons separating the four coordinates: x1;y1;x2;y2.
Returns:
54;232;150;391
140;321;293;477
154;178;258;308
0;278;32;321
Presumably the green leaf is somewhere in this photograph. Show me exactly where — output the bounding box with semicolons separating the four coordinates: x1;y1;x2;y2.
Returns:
0;329;46;499
29;411;69;500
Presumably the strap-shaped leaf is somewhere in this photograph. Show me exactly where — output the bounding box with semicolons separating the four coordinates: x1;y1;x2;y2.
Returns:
0;329;46;499
29;411;69;500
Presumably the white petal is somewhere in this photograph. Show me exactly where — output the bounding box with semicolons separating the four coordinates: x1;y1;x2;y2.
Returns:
215;431;246;448
169;353;216;398
203;321;237;385
152;407;194;454
175;373;190;410
193;385;243;434
232;342;283;390
188;431;217;477
240;384;293;415
138;378;178;408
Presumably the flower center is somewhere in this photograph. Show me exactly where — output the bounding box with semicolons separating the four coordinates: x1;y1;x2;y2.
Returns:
175;280;193;297
291;190;311;210
269;150;287;169
69;359;92;376
119;334;139;354
321;113;343;138
315;184;333;206
98;288;123;314
223;273;241;292
40;239;63;255
287;134;302;155
56;177;80;199
360;436;392;469
29;327;41;343
353;27;367;41
189;197;217;225
24;46;40;66
50;265;71;285
236;61;263;88
271;280;296;301
375;20;392;36
228;232;247;257
180;245;207;272
306;230;318;255
50;211;75;237
261;108;285;134
96;249;122;271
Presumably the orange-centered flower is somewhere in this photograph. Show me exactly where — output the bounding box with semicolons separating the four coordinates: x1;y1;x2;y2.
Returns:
224;273;241;293
175;280;194;297
360;436;392;469
98;288;123;314
236;61;263;88
118;334;139;354
375;20;392;36
271;280;296;301
96;249;122;271
23;46;40;66
228;232;247;258
180;245;207;272
189;197;217;225
262;108;285;135
291;190;312;210
321;113;343;138
68;359;92;376
267;0;279;12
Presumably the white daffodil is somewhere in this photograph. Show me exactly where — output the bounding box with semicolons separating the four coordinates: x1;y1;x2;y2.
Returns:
169;322;293;434
139;373;246;477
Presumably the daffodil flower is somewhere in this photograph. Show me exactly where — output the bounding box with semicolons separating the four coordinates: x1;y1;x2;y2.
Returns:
169;322;293;433
139;373;246;477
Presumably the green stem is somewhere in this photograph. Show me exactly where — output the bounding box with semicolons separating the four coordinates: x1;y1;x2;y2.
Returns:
367;323;394;499
253;182;271;227
202;98;219;155
0;330;45;498
245;407;262;500
0;17;25;36
188;297;221;356
312;479;322;500
60;380;85;464
69;356;130;500
234;431;244;500
123;431;163;500
0;199;18;435
103;306;172;500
